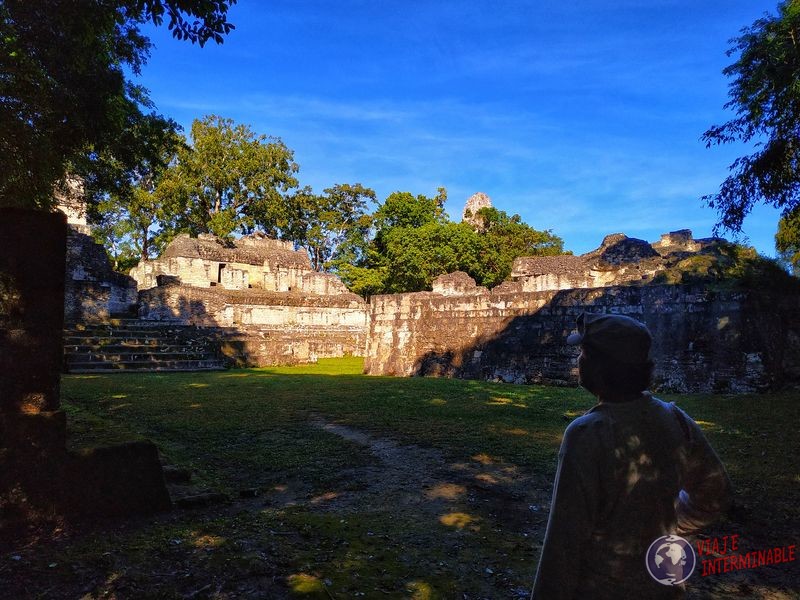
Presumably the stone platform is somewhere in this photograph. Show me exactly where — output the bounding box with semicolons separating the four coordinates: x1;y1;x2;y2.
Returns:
63;319;228;373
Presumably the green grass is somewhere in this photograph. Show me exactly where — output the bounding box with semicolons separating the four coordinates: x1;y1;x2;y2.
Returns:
4;358;797;599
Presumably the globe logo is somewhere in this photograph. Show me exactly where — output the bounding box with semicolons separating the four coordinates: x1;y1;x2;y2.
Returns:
645;535;696;585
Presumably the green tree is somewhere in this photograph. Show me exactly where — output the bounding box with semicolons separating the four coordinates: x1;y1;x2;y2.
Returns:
0;0;236;209
316;183;376;271
329;188;568;296
703;1;800;255
380;222;483;292
162;115;300;239
90;117;185;266
776;206;800;271
288;183;376;271
90;195;140;272
373;188;448;231
474;207;566;287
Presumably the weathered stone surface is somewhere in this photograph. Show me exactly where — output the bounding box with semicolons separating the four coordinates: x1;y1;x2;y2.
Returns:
65;441;172;516
64;228;138;323
1;209;171;521
54;176;88;231
588;234;660;265
364;282;800;393
1;208;67;415
509;230;728;293
462;192;493;228
432;271;485;296
132;233;316;291
137;285;367;366
131;233;369;367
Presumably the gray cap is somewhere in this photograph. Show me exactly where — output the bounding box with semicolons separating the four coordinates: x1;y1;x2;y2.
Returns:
567;313;652;364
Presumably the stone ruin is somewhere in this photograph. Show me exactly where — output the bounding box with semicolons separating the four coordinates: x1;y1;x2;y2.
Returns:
129;233;367;366
56;178;139;324
1;208;170;522
130;233;351;296
462;192;493;229
10;191;790;524
504;230;722;293
54;184;800;392
365;230;800;393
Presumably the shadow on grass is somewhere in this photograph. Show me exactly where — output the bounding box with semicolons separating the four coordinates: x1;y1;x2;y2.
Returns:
37;362;800;599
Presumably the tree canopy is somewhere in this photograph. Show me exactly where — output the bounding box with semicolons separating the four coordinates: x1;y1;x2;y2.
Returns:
332;189;566;296
158;115;299;239
703;1;800;266
89;117;184;268
0;0;236;209
292;183;376;271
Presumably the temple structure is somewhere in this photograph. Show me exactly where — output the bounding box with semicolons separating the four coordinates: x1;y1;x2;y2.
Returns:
130;234;368;366
57;188;800;392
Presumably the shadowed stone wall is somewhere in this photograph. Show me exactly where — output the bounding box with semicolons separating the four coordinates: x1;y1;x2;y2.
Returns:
64;228;138;323
364;273;800;393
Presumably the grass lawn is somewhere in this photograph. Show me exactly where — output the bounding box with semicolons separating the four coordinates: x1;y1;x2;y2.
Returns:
1;357;798;599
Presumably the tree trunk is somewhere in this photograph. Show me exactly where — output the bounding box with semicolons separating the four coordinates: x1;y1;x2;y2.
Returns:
141;225;150;262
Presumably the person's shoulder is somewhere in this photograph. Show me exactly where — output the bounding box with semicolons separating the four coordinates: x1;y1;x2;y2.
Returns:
647;394;700;442
648;394;694;420
563;409;609;440
644;394;687;419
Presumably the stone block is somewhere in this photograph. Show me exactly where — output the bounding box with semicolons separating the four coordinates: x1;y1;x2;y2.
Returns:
65;441;172;516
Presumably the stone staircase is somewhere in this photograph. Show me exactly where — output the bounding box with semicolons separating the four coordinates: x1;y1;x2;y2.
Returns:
63;319;229;373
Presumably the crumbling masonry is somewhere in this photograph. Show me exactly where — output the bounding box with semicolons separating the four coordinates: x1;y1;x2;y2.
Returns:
63;216;800;393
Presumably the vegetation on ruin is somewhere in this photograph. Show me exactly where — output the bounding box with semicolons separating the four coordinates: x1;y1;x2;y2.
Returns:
651;241;800;291
0;1;236;211
91;126;567;294
704;0;800;268
333;194;566;295
1;358;795;598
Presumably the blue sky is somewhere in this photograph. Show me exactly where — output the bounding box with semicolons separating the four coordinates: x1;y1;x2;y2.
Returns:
138;0;782;256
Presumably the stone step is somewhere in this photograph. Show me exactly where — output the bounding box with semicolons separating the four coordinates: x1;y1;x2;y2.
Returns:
63;319;229;374
66;327;217;338
64;343;211;354
67;359;227;372
64;337;217;349
69;319;237;329
66;351;215;363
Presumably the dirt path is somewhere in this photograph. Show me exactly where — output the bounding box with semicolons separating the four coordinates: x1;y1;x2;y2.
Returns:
307;414;550;520
3;417;795;599
303;416;798;600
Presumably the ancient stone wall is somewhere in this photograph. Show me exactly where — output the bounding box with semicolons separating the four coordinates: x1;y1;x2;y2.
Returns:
364;273;800;393
129;233;345;294
64;229;138;323
509;230;723;293
138;283;367;366
1;208;168;519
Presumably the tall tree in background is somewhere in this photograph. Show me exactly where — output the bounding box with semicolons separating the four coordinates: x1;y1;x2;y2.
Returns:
372;188;448;232
703;1;800;267
160;115;299;239
0;0;236;209
337;189;566;296
473;207;566;287
294;183;376;271
90;117;185;267
776;206;800;271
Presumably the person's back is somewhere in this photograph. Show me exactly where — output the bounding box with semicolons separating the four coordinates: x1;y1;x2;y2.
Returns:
532;314;731;599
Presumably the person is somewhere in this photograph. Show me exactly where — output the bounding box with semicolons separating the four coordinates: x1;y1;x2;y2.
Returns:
531;313;732;599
